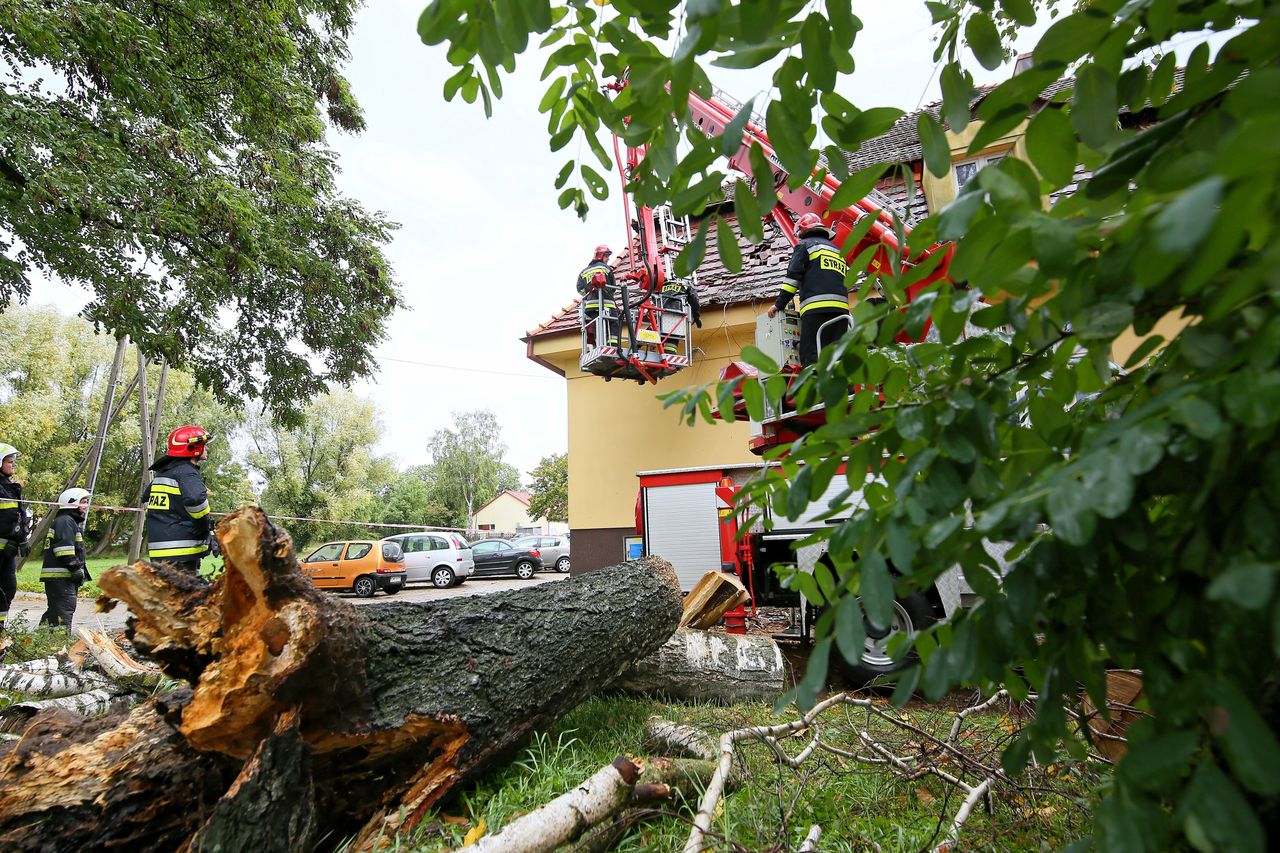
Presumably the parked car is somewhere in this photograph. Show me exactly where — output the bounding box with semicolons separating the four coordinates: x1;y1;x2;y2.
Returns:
300;540;406;597
384;531;475;589
511;535;570;573
469;539;544;579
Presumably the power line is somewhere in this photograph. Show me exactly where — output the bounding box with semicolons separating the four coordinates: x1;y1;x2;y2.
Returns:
378;355;556;380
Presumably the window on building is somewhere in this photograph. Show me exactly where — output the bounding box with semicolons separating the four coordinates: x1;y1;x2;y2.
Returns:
953;152;1007;192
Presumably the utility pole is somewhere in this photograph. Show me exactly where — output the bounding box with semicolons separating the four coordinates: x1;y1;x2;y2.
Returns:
83;337;128;530
127;353;153;563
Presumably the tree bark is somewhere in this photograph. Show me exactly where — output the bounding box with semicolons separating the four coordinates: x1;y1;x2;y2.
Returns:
613;629;786;705
0;506;683;850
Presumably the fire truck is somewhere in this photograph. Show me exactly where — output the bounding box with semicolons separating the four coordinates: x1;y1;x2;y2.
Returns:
589;80;995;677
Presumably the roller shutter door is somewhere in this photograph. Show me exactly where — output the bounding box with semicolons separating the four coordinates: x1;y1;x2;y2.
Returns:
644;482;720;591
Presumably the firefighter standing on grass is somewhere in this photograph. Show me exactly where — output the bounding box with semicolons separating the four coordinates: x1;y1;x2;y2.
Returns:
145;425;213;573
0;442;30;634
40;488;89;630
767;212;852;367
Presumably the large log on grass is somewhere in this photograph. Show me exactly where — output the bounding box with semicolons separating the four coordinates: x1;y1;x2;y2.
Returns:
0;507;683;851
613;628;786;704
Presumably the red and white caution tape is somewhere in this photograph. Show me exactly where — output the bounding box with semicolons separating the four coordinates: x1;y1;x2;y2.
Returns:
17;494;468;527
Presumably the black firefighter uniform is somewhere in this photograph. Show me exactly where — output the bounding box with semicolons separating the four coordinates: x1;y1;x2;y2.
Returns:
145;458;212;564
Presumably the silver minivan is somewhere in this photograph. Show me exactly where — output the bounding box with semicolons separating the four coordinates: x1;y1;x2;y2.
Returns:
384;532;475;588
512;535;570;573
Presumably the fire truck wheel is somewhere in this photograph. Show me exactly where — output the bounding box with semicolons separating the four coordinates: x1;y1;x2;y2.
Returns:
840;591;935;682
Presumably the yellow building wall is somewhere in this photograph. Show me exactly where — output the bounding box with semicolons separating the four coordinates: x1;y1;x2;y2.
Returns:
532;304;764;531
475;493;536;534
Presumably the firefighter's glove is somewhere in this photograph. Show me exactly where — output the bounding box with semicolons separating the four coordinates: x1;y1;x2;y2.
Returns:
18;542;29;558
694;317;703;328
207;533;221;558
71;568;87;586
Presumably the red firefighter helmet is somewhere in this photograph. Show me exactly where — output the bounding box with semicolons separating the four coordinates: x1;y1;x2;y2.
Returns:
593;244;612;261
796;212;830;236
167;425;212;458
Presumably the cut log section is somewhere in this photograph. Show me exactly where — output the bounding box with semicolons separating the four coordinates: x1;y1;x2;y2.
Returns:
613;628;786;704
680;571;750;630
0;507;684;850
645;716;718;761
1081;669;1145;761
74;627;165;692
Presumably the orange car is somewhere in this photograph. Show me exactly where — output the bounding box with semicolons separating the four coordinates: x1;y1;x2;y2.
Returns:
300;539;406;597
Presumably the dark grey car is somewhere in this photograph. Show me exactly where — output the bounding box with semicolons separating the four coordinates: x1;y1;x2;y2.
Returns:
470;539;544;579
512;535;570;572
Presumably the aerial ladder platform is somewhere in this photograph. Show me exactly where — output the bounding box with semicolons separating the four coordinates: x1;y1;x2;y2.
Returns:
580;75;956;411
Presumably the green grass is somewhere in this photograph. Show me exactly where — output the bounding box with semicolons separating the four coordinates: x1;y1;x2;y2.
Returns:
16;553;225;597
393;694;1106;853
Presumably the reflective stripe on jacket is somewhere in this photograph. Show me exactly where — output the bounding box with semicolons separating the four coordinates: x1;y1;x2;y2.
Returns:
41;510;84;580
145;459;210;561
576;259;617;296
774;236;851;316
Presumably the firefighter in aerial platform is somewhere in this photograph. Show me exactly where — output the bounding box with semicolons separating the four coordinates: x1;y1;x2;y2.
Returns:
767;212;852;367
145;425;214;574
576;245;621;349
656;277;702;354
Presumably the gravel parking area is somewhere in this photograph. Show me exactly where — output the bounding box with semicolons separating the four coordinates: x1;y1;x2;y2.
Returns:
6;573;569;635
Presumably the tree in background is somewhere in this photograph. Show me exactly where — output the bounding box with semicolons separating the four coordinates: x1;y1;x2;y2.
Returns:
424;0;1280;847
0;305;251;552
0;1;401;419
429;410;517;531
378;465;461;531
248;389;395;549
527;452;568;524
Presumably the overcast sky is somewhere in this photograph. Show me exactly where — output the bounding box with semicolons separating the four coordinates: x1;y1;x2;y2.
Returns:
23;3;1225;479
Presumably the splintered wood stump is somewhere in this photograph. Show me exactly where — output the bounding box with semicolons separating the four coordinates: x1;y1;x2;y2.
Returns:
0;507;683;851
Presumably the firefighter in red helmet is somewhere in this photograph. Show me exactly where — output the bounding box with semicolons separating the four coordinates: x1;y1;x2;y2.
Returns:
576;244;621;349
144;425;214;574
768;212;852;367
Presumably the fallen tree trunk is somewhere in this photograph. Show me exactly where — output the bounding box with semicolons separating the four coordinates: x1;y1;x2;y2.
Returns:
0;507;683;851
613;628;786;704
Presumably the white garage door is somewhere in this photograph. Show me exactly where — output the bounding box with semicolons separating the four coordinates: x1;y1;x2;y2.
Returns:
644;482;721;591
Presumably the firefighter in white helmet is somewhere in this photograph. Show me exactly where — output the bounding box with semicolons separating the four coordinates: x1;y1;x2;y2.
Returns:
0;442;29;634
41;487;89;630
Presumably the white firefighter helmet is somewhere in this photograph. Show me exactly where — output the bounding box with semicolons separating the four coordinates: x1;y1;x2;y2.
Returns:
0;442;17;465
58;488;91;509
